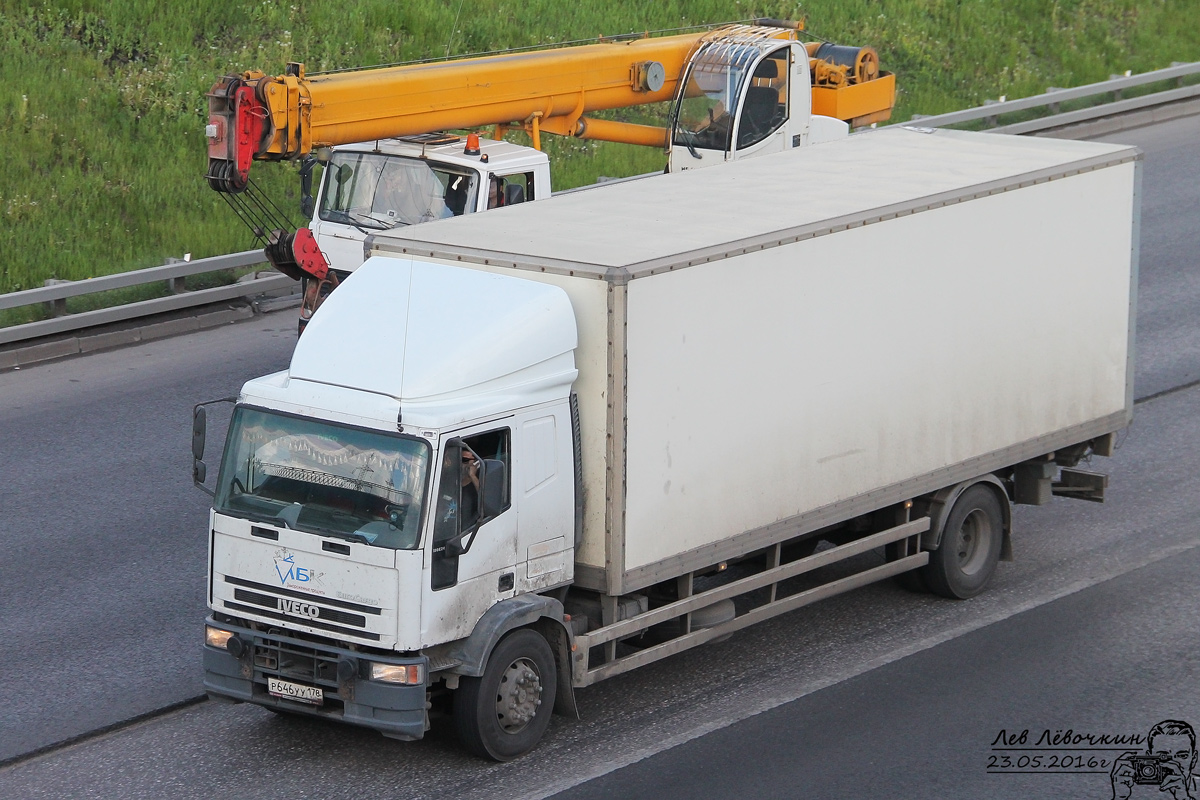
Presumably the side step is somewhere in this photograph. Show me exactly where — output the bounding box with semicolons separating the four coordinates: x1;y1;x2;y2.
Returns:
572;518;929;687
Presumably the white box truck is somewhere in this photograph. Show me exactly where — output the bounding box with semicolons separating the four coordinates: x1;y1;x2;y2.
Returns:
195;127;1140;760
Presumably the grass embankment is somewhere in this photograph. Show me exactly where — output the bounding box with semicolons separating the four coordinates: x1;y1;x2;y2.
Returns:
2;0;1199;313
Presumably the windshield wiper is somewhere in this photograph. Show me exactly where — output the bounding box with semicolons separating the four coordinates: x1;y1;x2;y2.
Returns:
676;129;703;159
306;525;373;546
226;507;293;529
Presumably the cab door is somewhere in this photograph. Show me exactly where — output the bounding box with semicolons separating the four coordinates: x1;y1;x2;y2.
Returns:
669;42;799;172
421;424;519;644
729;46;796;162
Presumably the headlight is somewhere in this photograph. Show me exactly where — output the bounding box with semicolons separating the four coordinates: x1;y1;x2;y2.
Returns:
369;662;424;685
205;626;234;649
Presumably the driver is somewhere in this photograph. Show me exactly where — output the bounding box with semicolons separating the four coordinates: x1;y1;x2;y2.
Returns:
372;163;453;223
435;444;481;535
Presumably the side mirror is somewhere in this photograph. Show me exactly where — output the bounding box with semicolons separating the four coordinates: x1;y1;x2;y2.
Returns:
192;405;206;461
192;404;211;496
299;156;317;218
446;459;507;557
191;398;236;497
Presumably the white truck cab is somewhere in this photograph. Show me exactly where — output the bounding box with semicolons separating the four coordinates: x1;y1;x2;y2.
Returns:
310;135;551;273
298;135;552;325
202;258;578;750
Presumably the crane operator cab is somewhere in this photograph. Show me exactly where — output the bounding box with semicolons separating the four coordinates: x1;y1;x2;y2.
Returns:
668;29;851;172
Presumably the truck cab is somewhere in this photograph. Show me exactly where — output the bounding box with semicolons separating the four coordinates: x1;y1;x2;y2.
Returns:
300;135;551;324
201;258;579;752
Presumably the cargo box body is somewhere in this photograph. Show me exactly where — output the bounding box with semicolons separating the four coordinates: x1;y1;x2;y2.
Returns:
367;126;1139;596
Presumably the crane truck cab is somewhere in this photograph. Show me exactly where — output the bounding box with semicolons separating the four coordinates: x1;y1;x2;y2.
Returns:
299;134;549;324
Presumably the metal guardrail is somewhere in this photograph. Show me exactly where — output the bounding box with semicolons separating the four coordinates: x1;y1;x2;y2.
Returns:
1;61;1198;350
0;250;281;346
909;61;1200;132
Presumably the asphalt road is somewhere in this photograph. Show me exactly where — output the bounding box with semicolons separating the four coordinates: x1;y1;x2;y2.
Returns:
1115;114;1200;400
0;113;1197;797
0;321;297;761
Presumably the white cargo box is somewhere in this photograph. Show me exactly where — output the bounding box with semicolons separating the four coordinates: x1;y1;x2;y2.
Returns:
367;127;1140;595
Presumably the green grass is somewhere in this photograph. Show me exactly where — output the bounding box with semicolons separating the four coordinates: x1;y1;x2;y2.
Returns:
2;0;1199;296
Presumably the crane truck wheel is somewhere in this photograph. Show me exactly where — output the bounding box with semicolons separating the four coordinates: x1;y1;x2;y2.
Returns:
453;628;557;761
921;485;1004;599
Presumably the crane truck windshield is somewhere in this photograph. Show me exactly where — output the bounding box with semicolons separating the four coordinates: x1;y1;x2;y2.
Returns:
673;44;789;152
318;152;479;230
214;407;431;550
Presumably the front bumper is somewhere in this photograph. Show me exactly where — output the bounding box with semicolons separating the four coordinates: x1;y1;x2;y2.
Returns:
203;617;428;741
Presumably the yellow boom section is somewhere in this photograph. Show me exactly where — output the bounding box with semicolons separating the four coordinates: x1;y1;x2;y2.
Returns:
302;33;713;149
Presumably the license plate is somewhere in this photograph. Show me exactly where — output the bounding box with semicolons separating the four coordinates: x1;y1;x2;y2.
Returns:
267;677;324;705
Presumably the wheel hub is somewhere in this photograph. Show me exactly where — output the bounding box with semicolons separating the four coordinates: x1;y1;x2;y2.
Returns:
955;508;992;575
495;657;542;733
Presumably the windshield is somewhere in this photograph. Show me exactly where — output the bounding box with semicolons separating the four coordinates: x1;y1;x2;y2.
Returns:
672;40;766;152
318;152;479;230
214;407;431;550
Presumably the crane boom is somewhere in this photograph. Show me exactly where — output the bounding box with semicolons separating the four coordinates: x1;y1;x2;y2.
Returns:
205;23;893;193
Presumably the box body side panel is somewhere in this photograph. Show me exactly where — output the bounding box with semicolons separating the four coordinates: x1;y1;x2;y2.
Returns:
621;164;1135;574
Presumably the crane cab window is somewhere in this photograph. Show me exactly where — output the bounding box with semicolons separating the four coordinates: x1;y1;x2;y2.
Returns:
737;50;789;149
318;152;479;229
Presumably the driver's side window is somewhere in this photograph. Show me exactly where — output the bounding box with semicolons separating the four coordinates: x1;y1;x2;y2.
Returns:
431;428;511;590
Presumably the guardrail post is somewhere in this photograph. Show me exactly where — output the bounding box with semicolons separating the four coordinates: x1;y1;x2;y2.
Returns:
1046;87;1063;114
982;97;1002;127
166;257;187;294
42;279;70;317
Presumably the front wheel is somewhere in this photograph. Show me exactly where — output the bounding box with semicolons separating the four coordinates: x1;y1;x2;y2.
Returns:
453;628;557;761
921;485;1005;599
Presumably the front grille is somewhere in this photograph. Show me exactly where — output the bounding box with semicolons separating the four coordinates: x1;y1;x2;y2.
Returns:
222;574;383;642
225;575;383;614
254;634;341;688
232;588;367;627
224;600;381;641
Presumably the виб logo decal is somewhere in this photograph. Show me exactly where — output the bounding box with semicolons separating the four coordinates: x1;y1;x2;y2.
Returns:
273;550;308;584
272;549;323;586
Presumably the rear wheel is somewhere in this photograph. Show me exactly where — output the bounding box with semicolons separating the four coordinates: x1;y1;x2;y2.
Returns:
921;485;1004;599
453;628;557;761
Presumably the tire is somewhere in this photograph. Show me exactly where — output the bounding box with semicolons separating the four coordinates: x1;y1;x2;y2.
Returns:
921;484;1004;599
453;628;557;761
